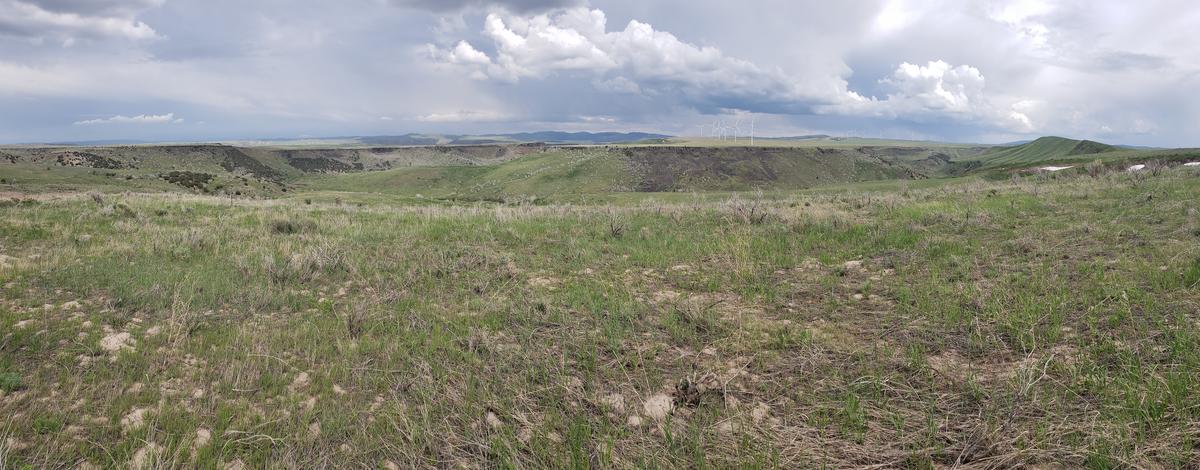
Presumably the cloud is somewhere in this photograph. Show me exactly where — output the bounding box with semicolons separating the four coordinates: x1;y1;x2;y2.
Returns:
390;0;583;13
2;0;1200;146
74;113;183;125
416;110;511;123
431;8;866;113
880;61;988;114
822;60;1033;132
592;76;640;94
25;0;163;16
0;0;162;41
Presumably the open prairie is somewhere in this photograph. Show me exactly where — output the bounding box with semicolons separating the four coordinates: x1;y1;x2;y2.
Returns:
2;140;1200;468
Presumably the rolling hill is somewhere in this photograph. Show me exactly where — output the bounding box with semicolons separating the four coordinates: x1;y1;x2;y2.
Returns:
3;137;1196;201
297;146;943;201
966;136;1118;168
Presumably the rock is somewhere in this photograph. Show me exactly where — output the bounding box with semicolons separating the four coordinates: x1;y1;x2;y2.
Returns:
130;443;163;469
599;393;626;414
643;394;674;420
121;407;150;431
485;411;503;430
288;372;310;392
750;403;770;424
193;428;212;450
99;332;135;353
517;427;533;443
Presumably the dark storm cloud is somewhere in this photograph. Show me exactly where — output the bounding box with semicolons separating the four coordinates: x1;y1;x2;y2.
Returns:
19;0;162;15
0;0;162;40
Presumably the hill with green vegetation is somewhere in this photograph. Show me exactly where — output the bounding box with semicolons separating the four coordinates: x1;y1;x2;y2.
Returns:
298;145;956;202
2;138;1196;202
0;143;977;202
965;136;1118;168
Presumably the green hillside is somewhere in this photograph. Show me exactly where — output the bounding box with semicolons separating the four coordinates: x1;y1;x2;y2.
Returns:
298;146;934;202
4;138;1196;202
967;136;1118;168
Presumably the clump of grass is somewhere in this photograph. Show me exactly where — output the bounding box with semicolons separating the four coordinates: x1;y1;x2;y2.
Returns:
0;371;22;392
32;416;63;435
261;243;349;283
270;218;315;235
101;202;137;218
1180;258;1200;289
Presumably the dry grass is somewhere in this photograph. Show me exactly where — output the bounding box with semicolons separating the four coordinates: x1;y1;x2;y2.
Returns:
1;170;1199;468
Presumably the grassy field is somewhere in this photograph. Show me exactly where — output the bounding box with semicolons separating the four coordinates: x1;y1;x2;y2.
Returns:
964;137;1200;172
2;165;1200;468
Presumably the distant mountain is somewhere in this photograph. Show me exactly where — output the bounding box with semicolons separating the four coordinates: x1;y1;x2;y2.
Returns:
487;131;671;144
760;135;832;141
345;132;672;146
357;134;447;146
46;139;158;146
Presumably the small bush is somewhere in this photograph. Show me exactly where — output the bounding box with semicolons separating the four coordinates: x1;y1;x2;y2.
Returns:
161;171;215;190
1148;160;1166;177
605;210;627;238
270;218;316;235
114;203;137;218
726;196;770;224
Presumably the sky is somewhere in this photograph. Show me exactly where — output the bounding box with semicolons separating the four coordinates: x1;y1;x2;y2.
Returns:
0;0;1197;146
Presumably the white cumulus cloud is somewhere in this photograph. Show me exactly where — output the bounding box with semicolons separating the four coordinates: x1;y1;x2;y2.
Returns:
822;60;1033;132
415;110;511;123
74;113;183;125
430;7;867;113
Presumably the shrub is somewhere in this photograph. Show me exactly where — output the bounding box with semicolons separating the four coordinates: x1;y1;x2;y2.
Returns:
726;196;770;225
161;171;214;190
605;210;627;238
270;217;316;235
